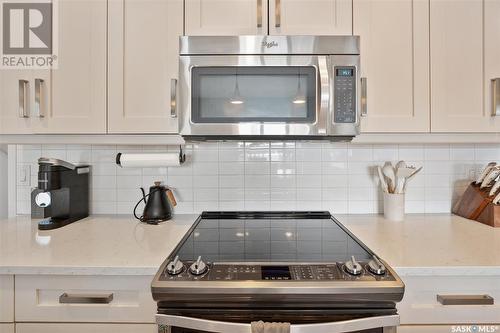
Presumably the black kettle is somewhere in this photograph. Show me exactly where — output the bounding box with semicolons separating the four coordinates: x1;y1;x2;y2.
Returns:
133;181;176;224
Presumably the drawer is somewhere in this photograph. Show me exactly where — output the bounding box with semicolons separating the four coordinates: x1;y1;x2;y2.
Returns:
0;276;14;322
16;323;157;333
0;324;14;333
398;275;500;324
15;275;156;323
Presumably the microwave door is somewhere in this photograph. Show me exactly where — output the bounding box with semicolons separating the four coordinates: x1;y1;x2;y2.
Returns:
179;55;328;138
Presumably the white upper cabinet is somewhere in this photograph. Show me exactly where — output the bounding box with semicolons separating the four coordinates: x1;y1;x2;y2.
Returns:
0;0;106;134
355;0;430;133
185;0;268;36
108;0;183;133
39;0;107;134
269;0;352;35
431;0;500;132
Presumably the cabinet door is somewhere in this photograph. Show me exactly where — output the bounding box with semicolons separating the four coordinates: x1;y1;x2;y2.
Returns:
185;0;267;35
269;0;352;35
485;0;500;126
108;0;183;133
0;276;14;323
0;71;37;134
16;324;157;333
37;0;107;134
354;0;430;133
430;0;500;132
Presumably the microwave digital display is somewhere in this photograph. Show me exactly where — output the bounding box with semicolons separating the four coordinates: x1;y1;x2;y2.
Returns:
336;68;353;77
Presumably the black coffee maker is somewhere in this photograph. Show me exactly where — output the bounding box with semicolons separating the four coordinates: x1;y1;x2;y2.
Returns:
134;181;176;224
32;158;90;230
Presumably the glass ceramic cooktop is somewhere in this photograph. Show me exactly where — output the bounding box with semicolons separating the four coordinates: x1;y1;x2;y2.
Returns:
173;212;372;263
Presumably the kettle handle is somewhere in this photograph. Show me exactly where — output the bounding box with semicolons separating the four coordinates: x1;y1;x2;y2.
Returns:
140;187;147;204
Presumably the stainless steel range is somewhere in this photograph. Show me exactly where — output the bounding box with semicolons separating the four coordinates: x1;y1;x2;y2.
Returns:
152;212;404;333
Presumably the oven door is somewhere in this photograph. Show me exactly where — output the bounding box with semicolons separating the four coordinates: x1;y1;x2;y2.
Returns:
157;314;398;333
178;55;333;139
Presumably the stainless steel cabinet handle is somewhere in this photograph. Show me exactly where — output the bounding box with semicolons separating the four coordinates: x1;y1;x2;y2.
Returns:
19;80;29;118
257;0;262;28
35;78;44;118
59;293;114;304
437;294;494;305
157;314;399;333
360;77;367;117
492;78;500;116
171;78;177;118
275;0;281;28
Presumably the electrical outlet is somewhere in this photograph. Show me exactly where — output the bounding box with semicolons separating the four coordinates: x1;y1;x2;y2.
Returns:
17;164;31;186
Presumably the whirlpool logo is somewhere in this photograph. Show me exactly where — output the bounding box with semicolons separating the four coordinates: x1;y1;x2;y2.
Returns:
262;40;278;49
1;0;58;68
452;326;500;333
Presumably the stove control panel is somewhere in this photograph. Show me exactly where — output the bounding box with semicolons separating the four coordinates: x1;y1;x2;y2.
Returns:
160;260;395;282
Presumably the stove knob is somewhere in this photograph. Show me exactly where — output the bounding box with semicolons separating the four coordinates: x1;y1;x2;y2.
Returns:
189;256;208;276
344;256;363;276
367;256;386;276
166;256;184;275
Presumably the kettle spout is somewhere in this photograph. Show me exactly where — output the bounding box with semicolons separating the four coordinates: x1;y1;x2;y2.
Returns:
140;187;147;204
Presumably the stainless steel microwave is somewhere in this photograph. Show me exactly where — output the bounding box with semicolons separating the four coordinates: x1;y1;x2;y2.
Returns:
175;35;361;141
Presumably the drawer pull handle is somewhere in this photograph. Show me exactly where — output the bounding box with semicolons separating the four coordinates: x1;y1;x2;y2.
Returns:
437;294;494;305
59;293;114;304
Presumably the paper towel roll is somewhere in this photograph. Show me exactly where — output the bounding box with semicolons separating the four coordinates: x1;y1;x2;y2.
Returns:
116;153;181;168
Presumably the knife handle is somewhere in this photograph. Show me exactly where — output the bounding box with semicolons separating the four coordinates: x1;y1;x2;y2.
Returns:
480;168;500;189
476;163;496;184
490;180;500;197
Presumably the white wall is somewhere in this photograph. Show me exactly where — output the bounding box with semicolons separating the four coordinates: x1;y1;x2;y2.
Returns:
13;141;487;216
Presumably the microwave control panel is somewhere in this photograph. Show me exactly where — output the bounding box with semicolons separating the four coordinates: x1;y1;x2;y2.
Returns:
333;66;356;124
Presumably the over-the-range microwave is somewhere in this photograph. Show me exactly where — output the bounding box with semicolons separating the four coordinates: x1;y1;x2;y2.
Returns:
174;35;362;141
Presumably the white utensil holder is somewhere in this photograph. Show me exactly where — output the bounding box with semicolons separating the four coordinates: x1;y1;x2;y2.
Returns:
383;192;405;221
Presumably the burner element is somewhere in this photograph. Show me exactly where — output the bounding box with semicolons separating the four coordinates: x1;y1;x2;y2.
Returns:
367;256;387;276
189;256;208;276
344;256;363;275
166;256;184;275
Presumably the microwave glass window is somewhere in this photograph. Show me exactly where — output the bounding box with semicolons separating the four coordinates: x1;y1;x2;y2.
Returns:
191;66;316;123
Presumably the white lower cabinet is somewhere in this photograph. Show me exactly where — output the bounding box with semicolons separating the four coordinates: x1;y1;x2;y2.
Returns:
398;275;500;325
0;276;14;323
16;324;157;333
0;324;14;333
15;275;156;323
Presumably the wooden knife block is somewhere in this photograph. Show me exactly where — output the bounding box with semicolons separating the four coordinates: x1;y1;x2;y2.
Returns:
453;183;500;227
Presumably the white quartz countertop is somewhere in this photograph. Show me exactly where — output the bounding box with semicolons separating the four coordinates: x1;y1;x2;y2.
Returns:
0;214;197;275
336;214;500;276
1;213;500;276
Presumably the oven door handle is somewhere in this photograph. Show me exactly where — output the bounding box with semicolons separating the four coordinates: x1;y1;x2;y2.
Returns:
157;314;399;333
317;56;330;135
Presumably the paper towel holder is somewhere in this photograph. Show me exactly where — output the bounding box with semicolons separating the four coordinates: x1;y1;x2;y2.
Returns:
116;146;186;167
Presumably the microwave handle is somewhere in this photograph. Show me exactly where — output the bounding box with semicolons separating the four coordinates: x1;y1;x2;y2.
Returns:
318;56;330;134
360;77;368;117
171;78;177;118
157;314;399;333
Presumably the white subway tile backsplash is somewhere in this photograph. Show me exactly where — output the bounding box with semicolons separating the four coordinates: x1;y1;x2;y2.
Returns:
16;142;497;216
295;149;321;162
